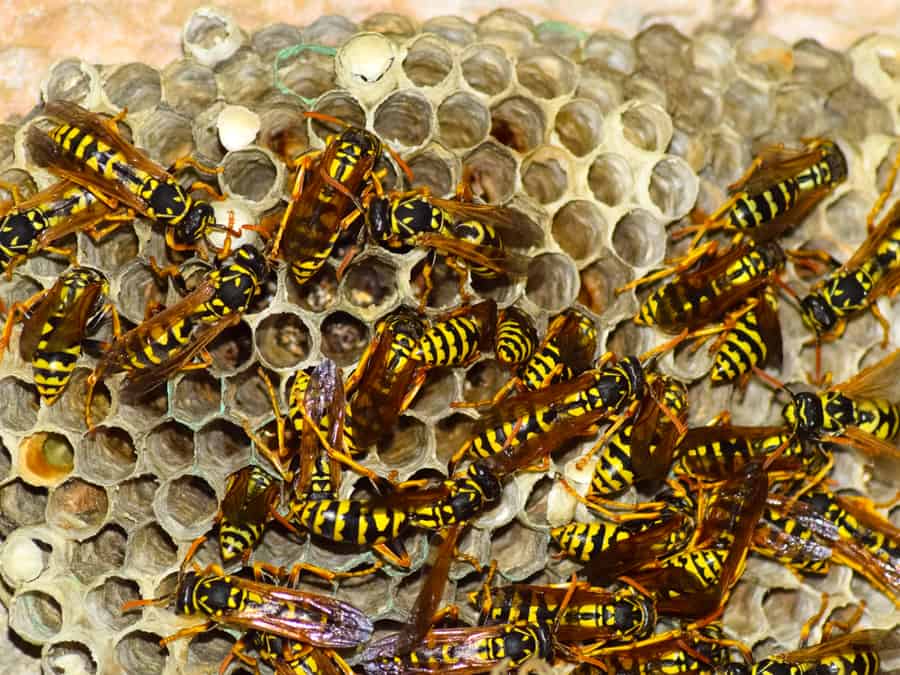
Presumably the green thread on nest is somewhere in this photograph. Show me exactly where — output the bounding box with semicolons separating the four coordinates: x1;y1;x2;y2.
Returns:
536;20;589;41
273;43;339;106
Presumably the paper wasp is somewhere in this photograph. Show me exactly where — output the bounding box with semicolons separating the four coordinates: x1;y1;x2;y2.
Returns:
413;299;497;369
27;101;233;255
675;138;846;245
752;502;834;576
0;266;115;404
494;305;538;369
710;285;783;386
83;244;269;428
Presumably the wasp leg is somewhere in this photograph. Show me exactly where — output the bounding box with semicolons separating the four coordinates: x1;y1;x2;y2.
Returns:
0;291;45;362
615;241;718;295
373;541;411;569
84;211;134;242
0;179;23;205
270;158;310;259
171;155;224;176
868;148;900;230
159;622;213;646
870;302;891;348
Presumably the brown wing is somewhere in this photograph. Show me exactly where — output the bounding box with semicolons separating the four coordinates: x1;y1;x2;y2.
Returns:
671;241;756;289
36;203;125;249
733;141;833;195
415;233;531;277
220;466;279;524
5;179;87;213
17;279;63;362
121;314;237;399
776;629;888;663
626;378;667;477
748;183;834;243
840;201;900;272
677;424;790;450
833;492;900;542
832;346;900;401
756;289;783;370
427;197;544;248
294;358;346;496
829;426;900;461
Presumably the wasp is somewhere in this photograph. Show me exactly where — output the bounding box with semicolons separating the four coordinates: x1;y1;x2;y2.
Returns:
0;266;115;404
676;138;847;245
582;373;688;500
27;101;230;255
752;503;833;576
721;629;886;675
0;180;130;277
343;306;427;455
239;634;352;675
619;239;786;335
83;244;269;428
405;461;503;531
122;563;373;650
493;304;538;369
413;299;497;369
710;285;783;386
361;180;541;307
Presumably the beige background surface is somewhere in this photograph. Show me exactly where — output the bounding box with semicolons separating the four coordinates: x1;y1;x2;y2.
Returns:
1;1;898;119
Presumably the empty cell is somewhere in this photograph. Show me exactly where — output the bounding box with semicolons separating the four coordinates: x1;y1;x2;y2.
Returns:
173;371;222;425
522;150;569;205
437;93;489;149
116;263;166;324
705;129;751;187
79;224;139;271
0;377;38;432
188;629;235;669
320;311;369;366
127;523;177;575
460;360;506;408
114;474;160;528
407;147;455;195
183;7;241;65
584;31;637;74
605;319;652;358
147;421;195;476
196;419;251;471
310;94;366;141
490;97;544;153
612;209;665;268
208;319;254;373
255;312;311;369
578;251;633;316
523;475;554;528
422;15;475;45
490;521;547;581
220;147;279;203
461;44;511;95
555;100;603;157
0;480;48;531
620;102;673;152
78;427;135;484
258;103;310;161
71;524;127;584
648;156;699;220
43;58;98;106
723;77;775;138
634;24;691;77
10;589;63;642
343;257;398;310
114;631;169;675
463;142;517;204
44;641;97;674
102;63;161;112
736;33;793;83
47;478;108;537
303;15;357;47
516;48;576;99
275;46;336;105
117;382;168;430
162;475;218;532
588;152;633;206
227;368;279;421
374;92;433;148
404;36;453;87
525;253;580;312
669;74;724;132
361;12;417;38
162;59;218;117
410;368;457;419
215;49;270;105
86;576;140;631
377;416;428;468
552;201;605;263
251;23;302;61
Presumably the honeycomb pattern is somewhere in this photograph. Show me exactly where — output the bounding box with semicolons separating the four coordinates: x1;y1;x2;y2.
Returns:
0;8;898;674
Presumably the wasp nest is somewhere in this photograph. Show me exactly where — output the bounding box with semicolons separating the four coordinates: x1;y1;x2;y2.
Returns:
0;8;899;674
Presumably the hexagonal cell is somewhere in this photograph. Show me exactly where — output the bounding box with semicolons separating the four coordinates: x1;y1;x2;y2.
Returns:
102;63;162;112
114;474;160;528
460;359;507;407
146;420;195;477
127;523;177;575
188;629;234;671
79;223;139;270
192;100;228;161
160;474;217;537
373;91;433;148
78;427;135;484
0;168;38;204
648;156;699;220
0;377;38;432
723;76;775;138
114;631;169;675
44;640;97;675
11;433;67;499
71;523;127;584
437;93;489;150
220;147;279;203
377;416;429;469
463;142;518;204
258;103;310;161
320;311;369;367
410;256;461;310
10;589;63;643
215;49;270;105
489;97;545;154
735;33;793;83
634;23;691;76
173;370;222;424
116;263;167;324
404;148;453;196
606;319;653;359
612;209;666;268
620;102;673;153
403;36;453;87
552;201;606;265
410;368;457;419
0;480;48;533
490;521;548;581
584;31;637;74
588;153;634;207
117;381;168;432
578;250;634;317
255;312;311;369
162;58;218;117
251;23;302;60
461;44;512;95
208;319;254;374
516;48;576;99
793;39;851;90
272;43;335;105
226;368;278;423
133;108;193;170
43;58;98;105
553;99;603;157
46;478;108;537
310;93;366;141
525;253;580;312
287;264;339;312
422;15;475;46
360;11;416;38
342;257;398;310
196;419;252;473
85;576;140;631
522;148;570;205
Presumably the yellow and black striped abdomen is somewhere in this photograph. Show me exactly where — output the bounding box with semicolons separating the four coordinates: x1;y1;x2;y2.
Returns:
416;316;480;367
819;650;879;675
550;521;634;563
495;308;537;368
711;294;776;384
51;123;145;192
125;317;196;371
852;397;900;441
289;498;407;546
727;177;800;232
464;406;556;460
32;345;80;404
590;422;637;498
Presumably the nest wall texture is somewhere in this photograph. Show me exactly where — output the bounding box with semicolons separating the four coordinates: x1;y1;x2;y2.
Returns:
0;6;898;674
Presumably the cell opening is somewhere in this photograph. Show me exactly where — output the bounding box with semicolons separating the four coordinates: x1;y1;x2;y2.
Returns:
0;480;49;530
490;97;545;153
11;590;63;642
255;312;311;369
209;319;254;373
127;523;178;575
196;419;252;472
188;629;235;669
403;36;453;87
552;201;606;264
115;631;169;675
611;209;665;268
220;147;279;203
578;251;633;317
162;59;218;117
522;151;569;205
147;421;195;477
44;58;96;106
342;257;398;310
407;149;454;195
310;94;365;141
377;415;428;468
525;253;580;312
135;108;194;169
555;100;603;157
115;474;160;528
320;312;369;366
437;93;489;149
78;426;136;484
44;640;97;675
86;576;141;631
71;523;127;584
461;45;512;95
648;156;699;220
463;143;517;204
20;431;75;488
173;370;222;425
102;63;162;112
516;49;576;99
163;475;218;533
620;102;673;152
0;377;38;432
373;91;433;148
47;478;108;537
